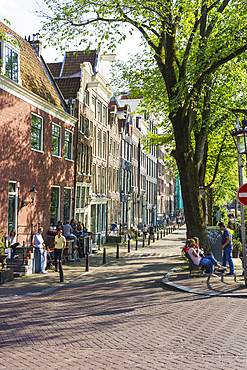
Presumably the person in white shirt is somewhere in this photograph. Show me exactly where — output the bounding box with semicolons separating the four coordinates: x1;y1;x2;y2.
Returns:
187;238;225;277
34;227;47;274
6;229;19;259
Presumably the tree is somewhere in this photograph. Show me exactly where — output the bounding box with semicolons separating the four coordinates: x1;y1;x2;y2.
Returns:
40;0;247;248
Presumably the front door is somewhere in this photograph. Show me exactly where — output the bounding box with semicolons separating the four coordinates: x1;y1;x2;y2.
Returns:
8;182;18;233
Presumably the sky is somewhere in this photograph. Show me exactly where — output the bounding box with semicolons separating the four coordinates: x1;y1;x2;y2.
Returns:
0;0;143;64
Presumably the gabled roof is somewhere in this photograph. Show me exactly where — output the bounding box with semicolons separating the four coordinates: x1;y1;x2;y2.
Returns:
47;62;63;78
61;50;97;77
55;77;81;100
0;22;64;110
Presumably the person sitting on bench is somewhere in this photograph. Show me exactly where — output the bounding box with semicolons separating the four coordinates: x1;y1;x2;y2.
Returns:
188;238;226;277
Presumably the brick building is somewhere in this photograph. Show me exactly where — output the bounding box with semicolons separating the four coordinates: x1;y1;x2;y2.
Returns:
0;23;76;243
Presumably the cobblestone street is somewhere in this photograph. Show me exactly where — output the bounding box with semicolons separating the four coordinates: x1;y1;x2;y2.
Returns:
1;228;247;369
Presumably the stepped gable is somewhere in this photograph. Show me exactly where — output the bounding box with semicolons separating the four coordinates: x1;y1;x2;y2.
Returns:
55;77;81;99
61;50;97;76
47;62;62;77
0;22;64;110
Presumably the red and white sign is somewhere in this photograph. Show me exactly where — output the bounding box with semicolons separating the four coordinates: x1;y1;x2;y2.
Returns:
237;183;247;206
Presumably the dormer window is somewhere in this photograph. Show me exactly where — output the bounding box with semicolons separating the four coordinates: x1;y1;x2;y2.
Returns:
0;33;21;84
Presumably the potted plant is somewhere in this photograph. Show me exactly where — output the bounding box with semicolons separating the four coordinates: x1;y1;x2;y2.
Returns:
232;238;242;258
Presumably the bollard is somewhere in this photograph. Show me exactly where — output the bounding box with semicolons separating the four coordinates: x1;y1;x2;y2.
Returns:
103;247;106;264
148;235;150;245
153;233;155;243
157;232;159;240
136;238;138;251
166;229;168;235
85;252;89;271
59;260;64;282
128;239;130;253
161;230;163;239
142;237;145;248
116;244;119;259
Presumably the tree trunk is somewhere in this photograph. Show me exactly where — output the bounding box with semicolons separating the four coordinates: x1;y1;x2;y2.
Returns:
171;112;210;250
207;187;213;226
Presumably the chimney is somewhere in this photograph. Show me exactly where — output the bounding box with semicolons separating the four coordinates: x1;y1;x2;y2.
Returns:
28;33;42;57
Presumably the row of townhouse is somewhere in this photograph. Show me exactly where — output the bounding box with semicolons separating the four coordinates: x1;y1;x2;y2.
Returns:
0;22;178;247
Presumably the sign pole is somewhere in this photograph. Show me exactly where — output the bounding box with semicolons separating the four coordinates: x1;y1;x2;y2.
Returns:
237;136;247;285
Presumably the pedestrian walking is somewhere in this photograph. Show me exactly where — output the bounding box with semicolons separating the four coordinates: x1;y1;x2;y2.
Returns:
219;221;234;276
142;224;148;239
54;227;66;272
34;227;47;274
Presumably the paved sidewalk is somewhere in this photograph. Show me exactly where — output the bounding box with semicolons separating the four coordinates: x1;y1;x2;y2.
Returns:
1;226;247;299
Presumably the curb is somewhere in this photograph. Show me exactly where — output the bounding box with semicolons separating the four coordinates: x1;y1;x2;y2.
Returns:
161;266;247;298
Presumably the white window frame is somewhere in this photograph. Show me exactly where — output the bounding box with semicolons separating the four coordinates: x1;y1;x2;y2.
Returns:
31;112;43;153
0;34;21;84
51;122;62;158
50;185;60;227
64;128;73;161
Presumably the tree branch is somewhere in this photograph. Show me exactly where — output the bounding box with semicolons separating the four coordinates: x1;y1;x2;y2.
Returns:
205;133;227;188
206;0;231;38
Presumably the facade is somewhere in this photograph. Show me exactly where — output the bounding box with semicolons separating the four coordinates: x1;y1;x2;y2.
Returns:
0;23;76;243
48;50;115;245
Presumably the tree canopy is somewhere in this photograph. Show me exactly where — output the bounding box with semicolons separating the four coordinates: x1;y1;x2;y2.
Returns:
40;0;247;247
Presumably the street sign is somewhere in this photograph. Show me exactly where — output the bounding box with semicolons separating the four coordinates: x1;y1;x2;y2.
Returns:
237;183;247;206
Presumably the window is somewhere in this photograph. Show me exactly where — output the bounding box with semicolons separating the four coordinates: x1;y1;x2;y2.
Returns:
102;167;106;194
51;123;61;157
4;45;18;82
90;121;93;137
78;143;83;173
79;115;83;132
97;102;102;122
63;188;72;224
85;118;90;137
113;141;116;159
109;167;112;192
31;113;43;151
93;126;96;155
65;129;73;160
85;90;89;106
83;145;88;174
102;132;106;159
50;186;60;227
117;143;119;158
102;106;107;125
92;97;96;114
98;166;101;194
92;165;96;193
116;170;119;192
88;147;92;175
109;138;112;155
97;130;102;158
113;168;116;192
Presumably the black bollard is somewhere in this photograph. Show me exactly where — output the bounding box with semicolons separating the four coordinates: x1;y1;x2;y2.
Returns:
86;252;89;271
103;247;106;264
128;239;130;253
142;237;145;248
157;232;159;240
153;233;155;243
59;260;64;282
116;244;119;259
136;238;138;251
161;230;163;239
148;235;150;245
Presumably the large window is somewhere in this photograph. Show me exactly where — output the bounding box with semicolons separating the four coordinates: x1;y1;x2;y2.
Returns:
83;145;88;174
97;102;102;122
93;126;96;155
52;123;61;157
116;170;119;192
113;168;116;192
92;165;96;193
4;45;18;83
102;132;106;159
109;138;112;155
79;115;83;132
84;118;90;137
78;143;82;173
65;129;73;160
98;166;101;194
85;90;89;106
50;186;60;227
102;167;106;195
97;129;102;158
63;188;72;224
109;167;112;192
31;113;43;151
102;106;107;125
88;147;92;175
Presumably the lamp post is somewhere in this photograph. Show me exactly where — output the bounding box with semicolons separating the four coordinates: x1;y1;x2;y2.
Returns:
21;186;37;208
231;118;247;285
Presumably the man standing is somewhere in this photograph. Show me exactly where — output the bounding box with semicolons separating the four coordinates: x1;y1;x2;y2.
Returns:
63;220;77;246
54;227;66;272
34;227;47;274
219;221;234;276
